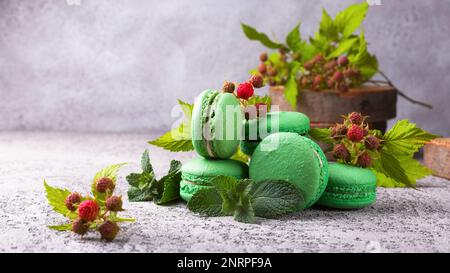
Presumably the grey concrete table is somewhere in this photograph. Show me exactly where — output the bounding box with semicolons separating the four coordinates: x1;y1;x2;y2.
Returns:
1;132;449;253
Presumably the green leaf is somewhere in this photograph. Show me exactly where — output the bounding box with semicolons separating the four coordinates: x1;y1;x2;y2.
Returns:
383;119;439;156
309;128;333;144
250;180;302;218
91;163;127;205
233;196;255;224
187;188;224;217
141;149;153;173
241;23;283;49
44;180;77;219
284;61;301;109
211;176;239;215
318;9;338;41
125;173;141;188
327;37;358;58
155;160;182;205
348;31;378;80
231;147;249;163
48;224;72;231
247;95;272;110
335;2;369;37
297;41;319;62
286;22;302;52
127;186;153;202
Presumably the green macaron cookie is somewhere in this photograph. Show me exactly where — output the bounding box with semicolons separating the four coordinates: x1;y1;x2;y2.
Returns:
191;89;242;159
180;157;249;202
242;111;310;156
249;132;328;210
317;163;377;209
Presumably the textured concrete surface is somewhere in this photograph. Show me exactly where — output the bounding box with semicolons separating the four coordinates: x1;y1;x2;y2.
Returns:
1;132;450;253
0;0;449;135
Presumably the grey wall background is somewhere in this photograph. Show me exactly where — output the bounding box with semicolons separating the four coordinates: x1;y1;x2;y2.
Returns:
0;0;449;135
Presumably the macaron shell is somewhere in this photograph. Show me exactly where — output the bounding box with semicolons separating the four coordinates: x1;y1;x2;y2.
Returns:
317;163;377;209
249;132;328;210
180;157;249;202
191;89;217;158
244;111;310;140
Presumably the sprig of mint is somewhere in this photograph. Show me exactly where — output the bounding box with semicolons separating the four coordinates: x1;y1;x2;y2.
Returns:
310;119;439;187
187;176;303;224
126;150;182;204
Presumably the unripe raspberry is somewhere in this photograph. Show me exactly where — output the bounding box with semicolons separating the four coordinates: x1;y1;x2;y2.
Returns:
344;68;360;78
327;78;335;89
301;77;309;88
72;218;89;235
98;221;120;242
333;144;350;162
249;75;264;88
337;55;349;66
96;177;115;193
325;60;337;70
222;81;235;93
258;63;267;74
347;124;365;142
106;195;123;212
303;61;314;70
331;124;347;139
313;54;324;63
332;71;344;82
267;67;277;77
259;52;268;62
348;112;363;125
268;78;276;86
365;135;381;150
65;192;82;212
78;200;99;222
236;82;254;100
357;152;372;168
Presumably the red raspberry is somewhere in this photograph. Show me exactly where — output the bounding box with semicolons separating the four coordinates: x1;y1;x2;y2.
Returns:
258;63;267;74
72;218;89;235
347;124;364;142
357;152;372;168
333;144;350;162
313;75;323;86
236;82;254;100
313;54;324;63
98;221;120;242
65;192;82;211
249;75;264;88
303;61;314;70
337;55;349;66
222;81;235;93
106;195;123;212
348;112;363;125
96;177;115;193
365;135;381;150
78;200;99;222
259;52;268;62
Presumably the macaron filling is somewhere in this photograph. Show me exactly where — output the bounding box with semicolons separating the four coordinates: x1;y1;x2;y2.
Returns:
201;91;220;158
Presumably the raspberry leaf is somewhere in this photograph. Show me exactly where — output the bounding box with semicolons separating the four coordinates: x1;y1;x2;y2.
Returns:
335;2;369;38
91;163;127;206
286;22;302;52
230;147;249;163
318;8;338;42
44;180;77;219
187;188;224;217
241;23;283;49
328;36;358;58
250;180;303;218
309;128;333;144
284;61;301;109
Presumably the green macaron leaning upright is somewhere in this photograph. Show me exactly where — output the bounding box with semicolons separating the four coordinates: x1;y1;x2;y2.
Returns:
316;163;377;209
241;111;310;156
249;132;328;210
180;157;249;202
191;89;242;159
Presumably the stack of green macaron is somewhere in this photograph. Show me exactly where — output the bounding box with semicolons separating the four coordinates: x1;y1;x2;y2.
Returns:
181;90;376;210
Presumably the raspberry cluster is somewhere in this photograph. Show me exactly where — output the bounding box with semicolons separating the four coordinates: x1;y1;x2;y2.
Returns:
329;112;381;168
222;75;268;120
64;177;124;241
299;54;361;92
257;49;291;86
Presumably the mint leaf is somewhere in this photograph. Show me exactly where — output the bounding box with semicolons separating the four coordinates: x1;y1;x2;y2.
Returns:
44;181;77;219
335;2;369;37
286;23;302;52
211;176;239;215
155;160;182;205
141;149;153;173
187;188;224;217
309;128;333;144
383;119;439;156
48;224;72;231
250;180;302;218
241;23;283;49
234;196;255;224
91;163;127;206
127;186;153;202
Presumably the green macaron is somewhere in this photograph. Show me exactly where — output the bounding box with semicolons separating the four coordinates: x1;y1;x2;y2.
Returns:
249;132;328;210
180;157;249;202
191;89;242;159
317;163;377;209
242;111;310;156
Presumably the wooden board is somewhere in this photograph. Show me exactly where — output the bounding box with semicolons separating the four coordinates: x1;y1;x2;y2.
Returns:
424;138;450;179
269;85;397;123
